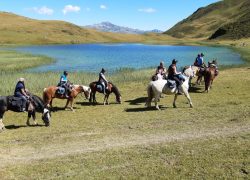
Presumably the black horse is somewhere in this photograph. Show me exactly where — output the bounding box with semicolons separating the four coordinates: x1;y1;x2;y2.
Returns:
0;94;51;131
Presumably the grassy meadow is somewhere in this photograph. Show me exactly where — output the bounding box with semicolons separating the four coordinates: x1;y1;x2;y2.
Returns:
0;44;249;179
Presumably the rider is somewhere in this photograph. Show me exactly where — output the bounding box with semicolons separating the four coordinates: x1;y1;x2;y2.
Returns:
167;59;185;94
155;61;167;79
58;70;70;98
98;68;109;95
14;78;29;111
194;53;206;68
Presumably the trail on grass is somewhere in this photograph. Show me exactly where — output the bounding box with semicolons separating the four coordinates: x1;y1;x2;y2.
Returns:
0;125;249;168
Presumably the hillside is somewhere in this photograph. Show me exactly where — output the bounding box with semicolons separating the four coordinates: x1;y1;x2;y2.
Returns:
164;0;250;39
0;12;171;45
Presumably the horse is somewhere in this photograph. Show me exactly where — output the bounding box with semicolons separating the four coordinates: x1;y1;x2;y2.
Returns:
145;66;194;110
204;63;219;92
183;65;201;86
0;94;51;131
43;84;91;111
89;82;122;105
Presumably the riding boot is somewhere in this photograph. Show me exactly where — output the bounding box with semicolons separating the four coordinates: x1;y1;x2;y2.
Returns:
103;88;106;95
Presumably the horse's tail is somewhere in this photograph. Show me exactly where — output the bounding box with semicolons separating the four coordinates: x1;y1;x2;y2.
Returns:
43;88;48;104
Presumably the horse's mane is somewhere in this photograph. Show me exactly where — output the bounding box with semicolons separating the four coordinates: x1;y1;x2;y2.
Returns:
110;82;121;97
31;94;45;112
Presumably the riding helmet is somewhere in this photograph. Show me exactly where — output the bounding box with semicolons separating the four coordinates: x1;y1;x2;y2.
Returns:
172;59;178;64
101;68;106;73
63;70;68;75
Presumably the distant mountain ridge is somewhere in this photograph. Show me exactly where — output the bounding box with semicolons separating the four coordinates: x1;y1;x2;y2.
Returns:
164;0;250;39
84;22;163;34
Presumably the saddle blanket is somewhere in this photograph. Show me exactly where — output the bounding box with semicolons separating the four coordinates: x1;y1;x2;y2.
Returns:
167;80;176;89
56;87;65;95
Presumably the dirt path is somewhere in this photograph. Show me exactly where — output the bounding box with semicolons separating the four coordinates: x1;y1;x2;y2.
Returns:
0;125;249;168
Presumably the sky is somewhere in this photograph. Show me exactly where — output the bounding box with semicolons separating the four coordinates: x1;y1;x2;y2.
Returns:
1;0;220;31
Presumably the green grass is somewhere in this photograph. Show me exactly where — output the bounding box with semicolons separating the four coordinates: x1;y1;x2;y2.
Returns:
0;47;249;179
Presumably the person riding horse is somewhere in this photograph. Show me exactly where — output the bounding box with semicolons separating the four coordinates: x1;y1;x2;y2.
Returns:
98;68;109;95
14;78;30;112
155;61;167;80
58;71;71;98
194;53;206;68
167;59;185;94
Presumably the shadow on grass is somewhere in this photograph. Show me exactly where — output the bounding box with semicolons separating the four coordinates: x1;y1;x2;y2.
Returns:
125;97;148;105
76;101;120;106
125;105;167;112
5;124;45;130
189;85;204;93
51;106;80;112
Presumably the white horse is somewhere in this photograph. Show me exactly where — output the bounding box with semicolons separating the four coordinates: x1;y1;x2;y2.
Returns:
145;66;194;110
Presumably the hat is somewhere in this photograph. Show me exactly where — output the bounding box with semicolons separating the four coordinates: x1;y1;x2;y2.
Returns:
172;59;178;64
63;70;68;75
19;78;25;82
101;68;106;73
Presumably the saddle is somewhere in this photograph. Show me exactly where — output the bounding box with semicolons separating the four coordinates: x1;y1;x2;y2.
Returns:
8;96;23;112
8;96;34;112
96;83;104;93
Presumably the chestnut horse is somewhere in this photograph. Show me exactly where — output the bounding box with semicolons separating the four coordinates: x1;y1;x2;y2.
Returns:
204;65;218;92
43;85;91;111
89;82;121;105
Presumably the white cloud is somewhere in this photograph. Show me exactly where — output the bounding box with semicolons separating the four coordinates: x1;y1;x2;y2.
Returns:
63;5;80;14
138;8;156;13
32;6;54;15
100;5;107;10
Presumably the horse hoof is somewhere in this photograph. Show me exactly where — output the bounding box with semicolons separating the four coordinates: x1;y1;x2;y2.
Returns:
190;104;193;108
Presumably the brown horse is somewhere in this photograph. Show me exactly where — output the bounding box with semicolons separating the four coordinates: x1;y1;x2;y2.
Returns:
204;65;219;93
43;85;91;111
89;82;121;105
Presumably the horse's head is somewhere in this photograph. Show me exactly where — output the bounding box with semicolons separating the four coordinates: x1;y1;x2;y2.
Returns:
42;107;51;127
110;83;122;104
183;66;196;78
81;85;91;100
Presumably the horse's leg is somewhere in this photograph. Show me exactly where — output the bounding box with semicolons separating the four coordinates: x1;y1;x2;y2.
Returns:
154;94;161;110
145;86;153;107
89;92;93;103
183;90;193;108
32;111;38;125
69;99;74;111
26;112;32;126
64;99;70;109
103;95;107;105
173;94;178;108
93;92;97;104
0;118;5;131
103;94;110;105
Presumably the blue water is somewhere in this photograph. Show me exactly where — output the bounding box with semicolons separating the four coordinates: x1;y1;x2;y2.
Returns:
12;44;243;73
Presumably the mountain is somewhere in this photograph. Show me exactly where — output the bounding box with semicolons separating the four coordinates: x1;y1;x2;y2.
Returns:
164;0;250;39
84;22;163;34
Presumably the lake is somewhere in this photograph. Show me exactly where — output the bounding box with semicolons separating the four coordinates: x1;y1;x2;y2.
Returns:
13;44;243;73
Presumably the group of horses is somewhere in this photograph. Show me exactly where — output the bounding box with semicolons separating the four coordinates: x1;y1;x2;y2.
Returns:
0;63;217;131
0;81;122;132
146;63;218;110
